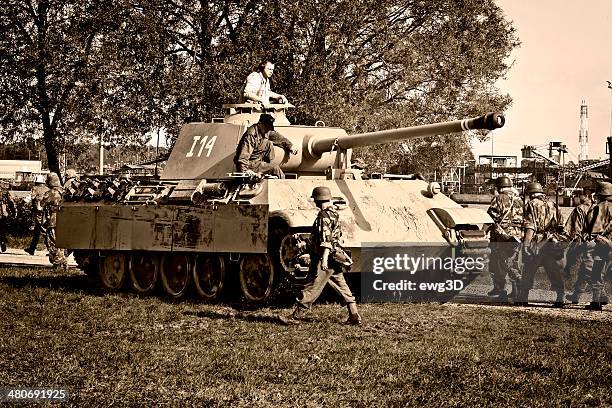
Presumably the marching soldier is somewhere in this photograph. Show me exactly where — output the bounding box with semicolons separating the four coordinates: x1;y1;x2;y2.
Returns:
563;194;592;303
40;172;67;271
582;182;612;311
0;181;16;253
25;174;49;255
487;176;523;301
234;113;297;179
516;182;566;307
292;186;361;325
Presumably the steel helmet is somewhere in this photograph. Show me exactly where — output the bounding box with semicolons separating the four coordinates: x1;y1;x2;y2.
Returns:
525;182;543;195
495;176;513;188
596;181;612;197
46;172;61;188
311;186;332;201
34;174;45;184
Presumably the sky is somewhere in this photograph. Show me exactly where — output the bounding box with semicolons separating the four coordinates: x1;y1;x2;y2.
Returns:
471;0;612;164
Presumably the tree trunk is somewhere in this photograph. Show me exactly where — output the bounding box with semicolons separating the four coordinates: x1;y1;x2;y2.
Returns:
41;112;61;177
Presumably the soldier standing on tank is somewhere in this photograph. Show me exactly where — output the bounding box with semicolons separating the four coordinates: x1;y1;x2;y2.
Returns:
487;176;523;301
563;194;593;303
234;113;297;179
241;59;288;107
0;181;17;253
515;182;566;307
25;174;49;255
291;186;362;325
581;182;612;311
40;173;67;271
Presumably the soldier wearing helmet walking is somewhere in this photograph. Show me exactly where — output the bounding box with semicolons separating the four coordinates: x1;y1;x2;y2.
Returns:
40;172;67;271
581;181;612;311
292;186;361;325
25;174;49;255
515;182;565;307
487;176;523;301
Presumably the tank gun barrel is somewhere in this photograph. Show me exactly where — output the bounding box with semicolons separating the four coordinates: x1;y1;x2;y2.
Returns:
309;112;504;156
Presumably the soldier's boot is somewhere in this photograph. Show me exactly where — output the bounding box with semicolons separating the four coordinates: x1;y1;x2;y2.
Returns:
600;291;609;306
552;291;565;308
0;242;6;253
24;246;36;256
509;282;519;299
487;288;506;297
346;303;362;326
565;291;583;304
291;305;309;321
514;289;529;307
585;289;603;311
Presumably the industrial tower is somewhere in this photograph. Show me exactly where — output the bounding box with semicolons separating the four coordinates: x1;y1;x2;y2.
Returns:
578;100;588;162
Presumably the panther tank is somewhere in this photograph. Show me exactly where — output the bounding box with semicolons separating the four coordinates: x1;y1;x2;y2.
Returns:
56;104;504;303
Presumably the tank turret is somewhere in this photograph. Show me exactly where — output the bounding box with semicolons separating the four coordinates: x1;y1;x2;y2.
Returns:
57;103;504;304
161;104;504;180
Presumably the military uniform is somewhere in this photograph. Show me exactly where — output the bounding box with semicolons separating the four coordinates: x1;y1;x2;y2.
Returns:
0;185;16;252
563;201;592;302
487;190;523;298
234;122;293;178
25;181;49;255
297;204;356;309
517;193;565;304
40;175;66;270
582;186;612;309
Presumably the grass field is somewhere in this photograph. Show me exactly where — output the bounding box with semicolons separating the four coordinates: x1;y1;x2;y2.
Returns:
0;265;610;407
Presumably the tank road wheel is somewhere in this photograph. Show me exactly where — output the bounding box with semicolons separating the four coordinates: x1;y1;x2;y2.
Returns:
193;254;226;302
98;252;127;291
239;254;275;303
160;253;191;298
129;253;159;295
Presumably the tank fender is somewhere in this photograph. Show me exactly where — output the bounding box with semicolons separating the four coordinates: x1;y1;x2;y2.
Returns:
269;209;319;229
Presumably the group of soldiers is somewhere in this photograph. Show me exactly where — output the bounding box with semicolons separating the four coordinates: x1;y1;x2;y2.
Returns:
0;170;76;271
488;176;612;311
26;171;72;271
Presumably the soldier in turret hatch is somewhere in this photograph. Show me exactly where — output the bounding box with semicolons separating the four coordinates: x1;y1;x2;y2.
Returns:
234;113;297;179
241;59;289;107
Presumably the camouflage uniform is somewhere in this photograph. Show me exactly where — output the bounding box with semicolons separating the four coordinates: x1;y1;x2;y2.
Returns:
26;182;49;255
0;185;16;252
563;201;592;301
234;123;293;178
40;177;66;269
583;194;612;307
296;205;356;309
487;190;523;297
517;195;565;303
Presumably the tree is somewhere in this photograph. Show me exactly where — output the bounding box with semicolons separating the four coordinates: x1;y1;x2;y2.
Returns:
136;0;518;169
2;0;518;175
0;1;147;176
